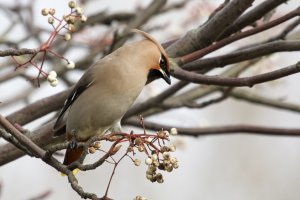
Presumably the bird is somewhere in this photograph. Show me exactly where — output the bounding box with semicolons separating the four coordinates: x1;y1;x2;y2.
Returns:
53;29;171;168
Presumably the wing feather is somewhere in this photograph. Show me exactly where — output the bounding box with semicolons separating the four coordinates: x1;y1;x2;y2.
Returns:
53;66;95;135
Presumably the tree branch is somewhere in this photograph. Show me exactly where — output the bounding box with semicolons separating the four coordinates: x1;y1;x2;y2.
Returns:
0;114;45;157
0;128;34;156
124;118;300;137
184;40;300;71
166;0;255;57
0;121;58;165
219;0;289;39
0;48;39;57
180;7;300;64
172;61;300;87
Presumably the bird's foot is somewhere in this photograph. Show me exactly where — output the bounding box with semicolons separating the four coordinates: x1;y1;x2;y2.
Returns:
68;129;78;149
68;139;78;149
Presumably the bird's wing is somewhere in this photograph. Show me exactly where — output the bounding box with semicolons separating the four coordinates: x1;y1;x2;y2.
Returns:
53;66;95;135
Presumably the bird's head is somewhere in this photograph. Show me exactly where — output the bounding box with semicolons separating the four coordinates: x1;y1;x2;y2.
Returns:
133;29;171;85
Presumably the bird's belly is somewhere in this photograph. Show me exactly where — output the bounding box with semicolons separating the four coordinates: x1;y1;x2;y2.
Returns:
66;85;141;141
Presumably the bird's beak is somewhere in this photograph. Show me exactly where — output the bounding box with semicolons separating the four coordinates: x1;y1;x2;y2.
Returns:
159;68;171;85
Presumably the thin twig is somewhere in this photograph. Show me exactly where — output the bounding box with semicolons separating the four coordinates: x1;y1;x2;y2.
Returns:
104;153;127;198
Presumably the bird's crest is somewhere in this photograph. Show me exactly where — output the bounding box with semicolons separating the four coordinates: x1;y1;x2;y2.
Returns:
132;29;170;71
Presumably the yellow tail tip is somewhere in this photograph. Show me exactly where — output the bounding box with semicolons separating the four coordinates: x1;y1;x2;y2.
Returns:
60;168;81;176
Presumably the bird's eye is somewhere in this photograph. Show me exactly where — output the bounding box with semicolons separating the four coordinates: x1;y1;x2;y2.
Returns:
160;57;166;66
159;54;167;71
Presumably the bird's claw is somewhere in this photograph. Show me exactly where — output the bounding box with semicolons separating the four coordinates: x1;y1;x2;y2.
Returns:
69;139;77;149
69;129;78;149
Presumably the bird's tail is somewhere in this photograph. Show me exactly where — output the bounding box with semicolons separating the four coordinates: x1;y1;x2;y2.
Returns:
63;147;83;165
61;147;83;176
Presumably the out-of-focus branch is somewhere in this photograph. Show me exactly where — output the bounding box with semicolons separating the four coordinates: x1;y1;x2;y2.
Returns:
0;69;25;83
158;88;232;109
85;12;134;27
85;1;187;28
124;118;300;137
28;190;52;200
161;1;188;12
124;81;188;118
0;87;33;108
109;0;167;51
6;87;71;125
230;89;300;113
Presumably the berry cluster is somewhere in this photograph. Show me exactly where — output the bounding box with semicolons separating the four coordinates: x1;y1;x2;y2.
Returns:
47;71;58;87
127;129;179;184
144;136;178;183
42;1;87;41
11;1;87;87
88;141;102;154
144;150;179;183
41;1;88;87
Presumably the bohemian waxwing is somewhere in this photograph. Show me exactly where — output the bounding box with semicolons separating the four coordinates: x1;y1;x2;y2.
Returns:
53;29;171;166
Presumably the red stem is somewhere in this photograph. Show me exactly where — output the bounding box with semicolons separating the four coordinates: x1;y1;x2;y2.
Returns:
48;49;68;62
30;61;48;77
104;153;127;198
